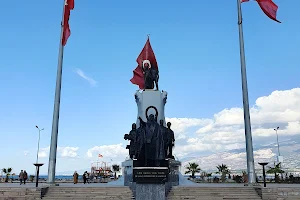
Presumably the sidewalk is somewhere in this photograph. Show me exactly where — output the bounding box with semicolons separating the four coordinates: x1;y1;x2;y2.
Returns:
0;182;299;188
0;182;126;188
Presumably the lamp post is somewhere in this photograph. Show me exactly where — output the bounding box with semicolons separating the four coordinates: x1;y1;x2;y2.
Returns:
274;127;280;161
274;126;284;180
34;126;44;187
258;162;268;187
35;126;44;164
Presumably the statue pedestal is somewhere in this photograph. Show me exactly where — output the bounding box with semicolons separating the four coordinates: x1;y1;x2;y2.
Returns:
168;159;181;186
121;159;133;186
133;166;168;200
135;90;167;127
131;159;181;200
136;183;166;200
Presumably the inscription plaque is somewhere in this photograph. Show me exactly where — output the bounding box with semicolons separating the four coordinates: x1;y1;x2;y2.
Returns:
133;167;168;183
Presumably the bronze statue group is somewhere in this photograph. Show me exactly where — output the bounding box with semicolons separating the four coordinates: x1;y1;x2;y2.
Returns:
124;114;175;167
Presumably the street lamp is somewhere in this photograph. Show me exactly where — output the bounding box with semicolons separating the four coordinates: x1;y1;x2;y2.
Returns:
34;126;44;188
274;126;284;180
35;126;44;164
274;127;280;162
258;162;268;187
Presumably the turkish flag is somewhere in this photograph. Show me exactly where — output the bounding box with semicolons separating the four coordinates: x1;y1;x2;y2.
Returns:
62;0;75;46
256;0;281;23
130;38;158;89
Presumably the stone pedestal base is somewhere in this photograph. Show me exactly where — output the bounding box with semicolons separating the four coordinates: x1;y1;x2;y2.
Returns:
136;184;166;200
121;159;133;186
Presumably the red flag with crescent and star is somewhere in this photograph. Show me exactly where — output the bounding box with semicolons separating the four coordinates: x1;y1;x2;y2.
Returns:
62;0;75;46
130;37;158;89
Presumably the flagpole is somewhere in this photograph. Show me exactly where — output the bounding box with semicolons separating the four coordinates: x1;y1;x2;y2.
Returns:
47;0;66;185
237;0;256;184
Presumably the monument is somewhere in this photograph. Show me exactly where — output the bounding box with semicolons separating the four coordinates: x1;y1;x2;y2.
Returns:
122;37;181;200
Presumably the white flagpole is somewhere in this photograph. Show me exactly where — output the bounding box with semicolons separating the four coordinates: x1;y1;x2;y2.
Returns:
237;0;256;184
47;0;66;185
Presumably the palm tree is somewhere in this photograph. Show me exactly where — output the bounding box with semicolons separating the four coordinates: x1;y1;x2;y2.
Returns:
216;164;230;182
267;162;284;183
2;168;12;183
112;164;120;180
185;162;201;178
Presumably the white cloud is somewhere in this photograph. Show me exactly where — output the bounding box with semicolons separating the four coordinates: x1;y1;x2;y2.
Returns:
165;118;211;140
24;151;30;156
39;147;50;158
38;146;79;159
86;143;128;162
75;68;97;86
168;88;300;158
59;147;79;158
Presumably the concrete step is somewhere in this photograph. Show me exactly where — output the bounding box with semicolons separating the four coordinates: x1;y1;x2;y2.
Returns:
0;187;41;200
167;187;262;200
43;198;133;199
43;187;134;199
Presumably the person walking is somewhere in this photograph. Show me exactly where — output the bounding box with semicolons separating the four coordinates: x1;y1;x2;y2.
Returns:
23;170;28;184
73;171;78;184
83;171;87;184
19;170;24;185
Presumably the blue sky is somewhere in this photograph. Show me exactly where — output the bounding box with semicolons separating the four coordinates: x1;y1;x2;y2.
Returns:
0;0;299;175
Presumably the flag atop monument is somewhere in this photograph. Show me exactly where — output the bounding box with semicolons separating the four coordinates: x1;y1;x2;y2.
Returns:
130;37;158;89
62;0;75;46
241;0;281;23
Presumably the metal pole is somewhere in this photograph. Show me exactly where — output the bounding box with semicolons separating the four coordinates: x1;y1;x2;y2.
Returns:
236;0;256;184
47;1;66;185
275;127;283;180
36;129;42;164
275;129;280;158
35;126;43;164
262;165;266;187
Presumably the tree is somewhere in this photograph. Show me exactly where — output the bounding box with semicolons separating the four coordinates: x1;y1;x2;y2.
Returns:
267;162;285;183
2;168;12;183
216;164;230;182
185;162;201;178
112;164;120;180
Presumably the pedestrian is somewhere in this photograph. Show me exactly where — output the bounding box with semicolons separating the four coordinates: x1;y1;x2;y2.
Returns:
89;173;94;183
23;170;28;184
19;170;24;185
73;171;78;184
83;171;87;184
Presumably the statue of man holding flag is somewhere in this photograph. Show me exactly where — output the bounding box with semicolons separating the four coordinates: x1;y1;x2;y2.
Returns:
130;37;159;90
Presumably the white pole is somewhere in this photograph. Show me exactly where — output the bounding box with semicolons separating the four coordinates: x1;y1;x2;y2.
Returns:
47;0;66;185
236;0;256;184
275;127;281;159
35;127;44;164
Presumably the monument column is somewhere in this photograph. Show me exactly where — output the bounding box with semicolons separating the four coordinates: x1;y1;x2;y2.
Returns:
124;37;181;200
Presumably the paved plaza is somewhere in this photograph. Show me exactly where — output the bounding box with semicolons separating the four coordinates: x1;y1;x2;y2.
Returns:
1;182;300;188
